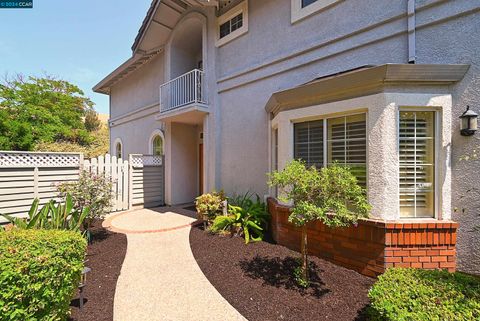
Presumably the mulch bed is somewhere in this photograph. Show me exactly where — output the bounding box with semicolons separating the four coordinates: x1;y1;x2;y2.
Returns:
69;220;127;321
190;226;375;321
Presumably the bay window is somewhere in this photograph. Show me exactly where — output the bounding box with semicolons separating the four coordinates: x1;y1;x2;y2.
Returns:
399;111;436;218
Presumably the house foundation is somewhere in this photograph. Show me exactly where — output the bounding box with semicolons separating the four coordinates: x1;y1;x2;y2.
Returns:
267;198;458;277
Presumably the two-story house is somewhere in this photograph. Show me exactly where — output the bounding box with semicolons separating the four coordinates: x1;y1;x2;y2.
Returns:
94;0;480;275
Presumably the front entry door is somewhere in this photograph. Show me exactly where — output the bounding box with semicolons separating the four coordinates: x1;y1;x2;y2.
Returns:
199;143;203;195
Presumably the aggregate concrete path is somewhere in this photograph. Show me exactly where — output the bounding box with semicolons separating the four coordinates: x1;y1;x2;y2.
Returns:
104;208;247;321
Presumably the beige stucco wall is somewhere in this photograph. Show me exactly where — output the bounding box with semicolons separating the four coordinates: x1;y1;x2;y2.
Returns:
110;53;165;119
166;123;199;205
110;110;163;157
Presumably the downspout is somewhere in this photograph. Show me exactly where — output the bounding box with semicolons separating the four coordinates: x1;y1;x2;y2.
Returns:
407;0;416;63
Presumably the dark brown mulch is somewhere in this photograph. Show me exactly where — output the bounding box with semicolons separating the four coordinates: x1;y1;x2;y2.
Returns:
69;220;127;321
190;226;374;321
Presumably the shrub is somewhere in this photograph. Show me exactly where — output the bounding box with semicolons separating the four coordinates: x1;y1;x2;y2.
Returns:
195;191;226;222
1;195;89;232
209;192;270;244
0;229;87;321
57;170;113;228
368;268;480;321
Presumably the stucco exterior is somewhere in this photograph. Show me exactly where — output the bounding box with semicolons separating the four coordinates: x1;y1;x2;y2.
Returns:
95;0;480;274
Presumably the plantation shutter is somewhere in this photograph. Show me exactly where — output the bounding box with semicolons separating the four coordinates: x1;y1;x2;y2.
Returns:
294;120;323;168
327;114;367;186
399;111;435;218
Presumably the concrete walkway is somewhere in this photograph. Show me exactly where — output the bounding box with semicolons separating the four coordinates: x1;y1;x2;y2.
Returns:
104;207;246;321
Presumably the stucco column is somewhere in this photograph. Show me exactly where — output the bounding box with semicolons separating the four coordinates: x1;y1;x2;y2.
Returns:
367;95;399;220
276;114;294;171
164;122;172;205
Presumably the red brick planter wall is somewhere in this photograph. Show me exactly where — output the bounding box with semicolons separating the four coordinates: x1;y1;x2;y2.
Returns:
267;198;458;277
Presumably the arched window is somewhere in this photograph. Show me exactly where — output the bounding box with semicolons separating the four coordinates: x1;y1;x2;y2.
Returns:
152;135;163;156
114;139;123;159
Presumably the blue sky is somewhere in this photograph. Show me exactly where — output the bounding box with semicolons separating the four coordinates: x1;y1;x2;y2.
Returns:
0;0;152;114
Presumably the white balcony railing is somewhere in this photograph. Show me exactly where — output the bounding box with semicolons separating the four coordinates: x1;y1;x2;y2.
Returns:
159;69;206;113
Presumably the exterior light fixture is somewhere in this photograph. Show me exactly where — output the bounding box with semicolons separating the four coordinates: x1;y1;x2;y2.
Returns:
78;265;91;309
460;106;478;136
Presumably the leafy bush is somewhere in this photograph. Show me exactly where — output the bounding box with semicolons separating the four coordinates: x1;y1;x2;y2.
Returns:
1;195;89;232
0;229;86;321
210;192;270;244
57;170;113;228
368;268;480;321
195;191;226;222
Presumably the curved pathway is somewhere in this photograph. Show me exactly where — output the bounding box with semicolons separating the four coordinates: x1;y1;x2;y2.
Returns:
104;207;246;321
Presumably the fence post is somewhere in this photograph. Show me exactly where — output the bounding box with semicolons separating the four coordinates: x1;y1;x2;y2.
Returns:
33;167;39;199
111;156;118;211
128;155;133;210
116;158;123;212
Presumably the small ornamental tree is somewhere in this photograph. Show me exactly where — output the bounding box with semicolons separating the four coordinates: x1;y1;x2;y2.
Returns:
268;160;370;286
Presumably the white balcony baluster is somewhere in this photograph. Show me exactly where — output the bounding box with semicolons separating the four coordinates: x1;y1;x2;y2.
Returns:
159;69;207;113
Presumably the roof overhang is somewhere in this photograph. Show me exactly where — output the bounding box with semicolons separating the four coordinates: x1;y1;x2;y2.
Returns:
92;49;162;94
265;64;470;117
94;0;225;95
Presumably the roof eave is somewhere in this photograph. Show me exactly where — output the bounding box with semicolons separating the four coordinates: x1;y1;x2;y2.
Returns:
266;64;470;116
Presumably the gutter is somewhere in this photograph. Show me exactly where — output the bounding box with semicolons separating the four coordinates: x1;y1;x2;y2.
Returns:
408;0;416;63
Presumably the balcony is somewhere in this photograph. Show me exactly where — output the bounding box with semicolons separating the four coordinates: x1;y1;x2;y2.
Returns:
159;69;207;114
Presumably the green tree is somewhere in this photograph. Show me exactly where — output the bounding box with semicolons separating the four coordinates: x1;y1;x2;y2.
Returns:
0;74;94;150
84;109;102;132
268;160;370;286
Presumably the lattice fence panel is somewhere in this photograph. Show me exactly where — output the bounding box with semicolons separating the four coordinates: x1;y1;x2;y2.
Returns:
0;152;81;168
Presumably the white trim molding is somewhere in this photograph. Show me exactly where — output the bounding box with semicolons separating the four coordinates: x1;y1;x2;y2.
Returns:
113;137;124;159
215;1;248;47
148;129;165;155
291;0;340;24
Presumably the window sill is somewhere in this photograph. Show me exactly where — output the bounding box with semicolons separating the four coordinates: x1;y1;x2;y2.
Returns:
291;0;341;24
215;27;248;47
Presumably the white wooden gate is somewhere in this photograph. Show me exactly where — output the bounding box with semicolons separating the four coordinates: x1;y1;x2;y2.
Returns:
129;154;164;208
83;154;130;212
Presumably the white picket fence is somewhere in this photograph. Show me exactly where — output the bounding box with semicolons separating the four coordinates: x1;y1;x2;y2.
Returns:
0;151;164;222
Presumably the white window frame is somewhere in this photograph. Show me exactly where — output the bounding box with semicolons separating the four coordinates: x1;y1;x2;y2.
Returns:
148;129;165;156
216;1;248;47
113;137;123;159
291;0;340;24
397;107;441;219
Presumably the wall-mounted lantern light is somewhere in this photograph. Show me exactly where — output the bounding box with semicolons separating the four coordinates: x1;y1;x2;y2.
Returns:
460;106;478;136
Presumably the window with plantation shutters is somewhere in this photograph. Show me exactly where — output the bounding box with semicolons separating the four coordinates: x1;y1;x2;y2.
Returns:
293;114;367;187
327;114;367;187
399;111;436;218
294;120;323;168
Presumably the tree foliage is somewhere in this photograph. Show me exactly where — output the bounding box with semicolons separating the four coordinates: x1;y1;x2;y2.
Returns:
34;123;109;158
0;74;94;150
84;109;102;132
268;160;370;286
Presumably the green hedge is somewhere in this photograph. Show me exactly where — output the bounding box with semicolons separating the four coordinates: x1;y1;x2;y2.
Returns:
0;229;86;321
368;268;480;321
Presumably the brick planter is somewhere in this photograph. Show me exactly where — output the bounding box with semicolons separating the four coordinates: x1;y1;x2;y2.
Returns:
267;198;458;277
